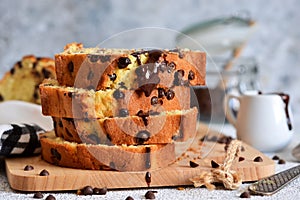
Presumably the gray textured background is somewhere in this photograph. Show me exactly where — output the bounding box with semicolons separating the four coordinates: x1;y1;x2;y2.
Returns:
0;0;300;123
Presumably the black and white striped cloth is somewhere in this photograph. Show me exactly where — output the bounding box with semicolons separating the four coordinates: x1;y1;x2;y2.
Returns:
0;123;45;156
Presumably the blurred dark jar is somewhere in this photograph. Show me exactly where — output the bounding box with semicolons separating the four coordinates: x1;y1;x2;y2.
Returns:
190;57;260;123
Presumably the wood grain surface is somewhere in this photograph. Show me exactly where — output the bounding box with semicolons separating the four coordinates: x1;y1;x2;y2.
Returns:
5;124;275;191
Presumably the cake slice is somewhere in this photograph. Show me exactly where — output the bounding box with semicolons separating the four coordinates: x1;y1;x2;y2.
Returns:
52;107;198;145
0;55;56;104
40;131;175;171
55;43;206;94
40;79;191;119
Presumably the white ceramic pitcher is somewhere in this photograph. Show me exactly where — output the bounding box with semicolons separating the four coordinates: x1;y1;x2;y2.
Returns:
225;92;293;152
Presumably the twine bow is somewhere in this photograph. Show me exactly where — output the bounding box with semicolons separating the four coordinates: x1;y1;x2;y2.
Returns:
190;140;242;190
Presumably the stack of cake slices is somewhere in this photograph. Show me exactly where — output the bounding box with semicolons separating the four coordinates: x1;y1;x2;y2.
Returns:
39;43;206;171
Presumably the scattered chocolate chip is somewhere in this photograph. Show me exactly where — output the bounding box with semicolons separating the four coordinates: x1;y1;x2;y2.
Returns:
87;70;94;80
10;67;15;75
109;162;116;169
151;96;159;105
159;61;167;72
238;157;245;162
24;165;34;171
240;191;251;198
82;186;94;195
157;88;165;98
45;194;56;200
135;131;150;144
0;94;3;101
189;161;199;168
39;169;49;176
108;73;117;81
99;55;111;62
145;191;156;199
166;89;175;100
188;70;195;80
119;109;129;117
211;160;219;168
145;171;151;187
118;57;131;69
93;187;107;195
167;62;176;73
113;89;125;99
67;92;73;98
272;155;280;160
253;156;263;162
173;70;185;86
278;159;286;164
137;110;149;126
33;192;43;199
68;61;74;72
125;196;134;200
88;54;100;63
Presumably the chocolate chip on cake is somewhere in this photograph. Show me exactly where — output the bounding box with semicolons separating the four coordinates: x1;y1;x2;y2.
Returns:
113;89;125;99
189;161;199;168
87;70;94;80
88;54;100;63
167;61;176;73
238;157;245;162
99;55;111;62
211;160;219;168
188;70;195;80
24;165;34;171
82;186;94;195
145;191;156;199
50;148;61;161
119;108;129;117
151;96;159;105
67;61;74;72
135;130;150;144
253;156;263;162
39;169;50;176
33;192;43;199
45;194;56;200
166;89;175;100
157;88;165;98
118;57;131;69
108;73;117;81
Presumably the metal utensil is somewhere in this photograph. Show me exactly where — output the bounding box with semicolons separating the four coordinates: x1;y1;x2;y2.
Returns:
248;165;300;195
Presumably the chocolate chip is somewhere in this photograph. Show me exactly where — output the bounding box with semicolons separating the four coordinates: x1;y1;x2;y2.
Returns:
135;130;150;144
113;89;125;99
88;54;100;63
108;73;117;81
188;70;195;80
253;156;263;162
145;191;155;199
68;61;74;72
109;161;115;169
278;159;286;164
42;68;52;78
159;61;167;72
167;62;176;73
173;70;185;86
0;94;3;101
68;92;73;98
87;70;94;80
119;109;129;117
45;194;56;200
39;169;49;176
241;146;245;152
125;196;134;200
33;192;43;199
239;157;245;162
99;55;111;62
157;88;165;98
118;57;131;69
151;96;159;105
145;171;151;187
10;67;15;75
137;110;149;126
93;187;107;195
272;155;280;160
166;89;175;100
82;186;93;195
33;90;39;100
24;165;34;171
189;161;199;168
240;191;251;198
50;148;61;161
211;160;219;168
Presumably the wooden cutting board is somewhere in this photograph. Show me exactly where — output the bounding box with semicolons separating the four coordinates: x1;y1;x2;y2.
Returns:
5;124;275;192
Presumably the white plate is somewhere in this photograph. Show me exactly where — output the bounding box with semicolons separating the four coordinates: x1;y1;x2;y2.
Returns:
0;100;53;131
